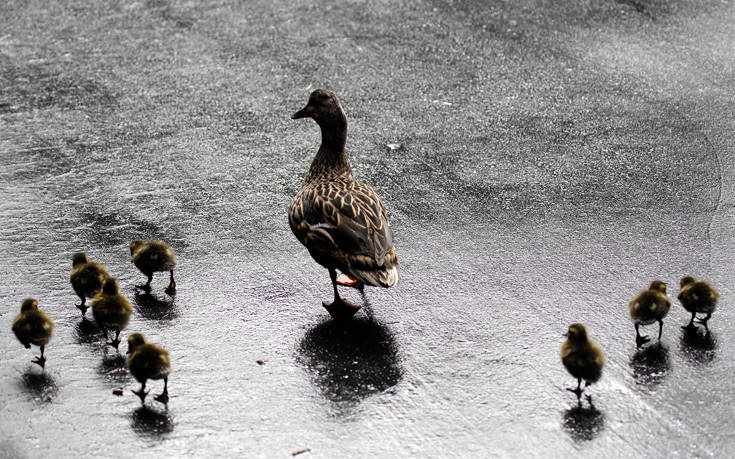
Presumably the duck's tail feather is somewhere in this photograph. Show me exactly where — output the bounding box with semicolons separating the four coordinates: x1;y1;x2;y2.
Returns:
349;265;399;288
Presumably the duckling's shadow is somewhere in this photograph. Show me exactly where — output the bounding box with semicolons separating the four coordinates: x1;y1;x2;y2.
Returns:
74;317;101;344
18;368;58;403
629;343;670;390
97;350;130;384
133;292;178;321
562;405;605;443
296;316;402;412
679;327;718;366
130;406;174;439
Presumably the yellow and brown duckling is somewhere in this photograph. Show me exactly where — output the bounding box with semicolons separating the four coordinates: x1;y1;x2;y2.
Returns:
561;323;605;403
70;252;111;316
289;89;399;320
12;299;54;368
130;240;177;294
629;280;671;348
126;333;171;404
678;276;719;330
91;278;132;349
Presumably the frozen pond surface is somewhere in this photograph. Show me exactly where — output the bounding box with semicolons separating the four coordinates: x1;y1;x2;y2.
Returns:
1;0;735;457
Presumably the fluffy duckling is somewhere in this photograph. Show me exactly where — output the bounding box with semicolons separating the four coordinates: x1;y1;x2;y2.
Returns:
289;89;399;319
130;240;177;294
91;278;133;349
561;323;605;402
12;299;54;368
679;276;719;330
629;280;671;348
70;252;111;316
126;333;171;404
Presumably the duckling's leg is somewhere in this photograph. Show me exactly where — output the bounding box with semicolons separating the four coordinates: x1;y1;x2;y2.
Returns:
322;269;361;320
136;274;153;292
682;312;697;330
154;377;169;404
32;344;47;368
635;323;650;348
109;330;121;349
133;381;149;404
695;313;712;328
75;297;88;315
336;273;364;290
566;378;583;399
657;320;664;341
165;270;176;295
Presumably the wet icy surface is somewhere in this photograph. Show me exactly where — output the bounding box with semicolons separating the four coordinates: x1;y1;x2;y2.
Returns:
1;0;735;457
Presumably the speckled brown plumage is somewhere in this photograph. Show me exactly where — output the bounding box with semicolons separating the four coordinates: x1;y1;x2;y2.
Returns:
289;89;398;319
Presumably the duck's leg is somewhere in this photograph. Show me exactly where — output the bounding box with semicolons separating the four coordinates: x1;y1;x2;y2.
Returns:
165;270;176;295
322;269;361;320
635;323;650;348
32;344;47;368
682;312;697;330
136;273;153;292
75;296;88;315
133;381;149;404
336;273;364;290
657;319;664;341
109;330;121;349
566;377;583;400
154;377;169;404
695;313;712;328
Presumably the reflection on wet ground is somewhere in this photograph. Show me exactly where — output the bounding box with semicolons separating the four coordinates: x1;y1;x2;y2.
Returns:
133;292;178;321
297;316;402;411
18;369;58;403
74;318;101;344
130;406;174;439
630;343;670;390
97;351;130;385
679;327;718;366
562;405;605;443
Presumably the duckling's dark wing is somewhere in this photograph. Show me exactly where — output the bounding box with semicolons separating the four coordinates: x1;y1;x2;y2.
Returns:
290;179;395;270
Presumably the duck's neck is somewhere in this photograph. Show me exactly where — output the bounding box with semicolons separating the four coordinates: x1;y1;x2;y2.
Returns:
305;117;352;182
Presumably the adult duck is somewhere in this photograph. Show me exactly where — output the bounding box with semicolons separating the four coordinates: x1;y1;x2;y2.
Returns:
289;89;399;319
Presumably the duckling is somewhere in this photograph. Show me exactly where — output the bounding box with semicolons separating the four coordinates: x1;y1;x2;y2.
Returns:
130;240;177;294
629;280;671;348
91;278;132;349
70;252;111;316
126;333;171;404
12;299;54;368
679;276;719;330
561;323;605;402
289;90;399;319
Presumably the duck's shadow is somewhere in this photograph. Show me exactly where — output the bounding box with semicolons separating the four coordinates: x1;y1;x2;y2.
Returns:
74;317;102;344
18;368;58;403
562;405;605;443
630;343;670;390
296;315;402;411
97;350;130;384
679;326;718;366
133;292;178;321
130;406;174;438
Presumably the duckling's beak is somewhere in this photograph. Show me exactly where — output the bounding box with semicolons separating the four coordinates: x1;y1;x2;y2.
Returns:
291;104;312;119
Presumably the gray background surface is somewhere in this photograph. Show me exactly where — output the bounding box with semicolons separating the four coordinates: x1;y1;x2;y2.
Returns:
1;0;734;457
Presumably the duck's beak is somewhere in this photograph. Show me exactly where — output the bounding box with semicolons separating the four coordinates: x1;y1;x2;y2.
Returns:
291;104;312;119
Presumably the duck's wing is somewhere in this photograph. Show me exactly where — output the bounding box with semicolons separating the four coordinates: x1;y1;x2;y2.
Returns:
290;180;395;270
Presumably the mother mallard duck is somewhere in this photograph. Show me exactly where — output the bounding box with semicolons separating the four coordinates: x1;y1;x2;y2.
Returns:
289;89;399;319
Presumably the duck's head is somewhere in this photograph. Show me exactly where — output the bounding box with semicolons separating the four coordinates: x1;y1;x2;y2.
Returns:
20;298;39;313
72;252;89;266
291;89;346;126
680;276;696;288
127;333;146;354
102;278;119;295
649;280;667;293
130;240;144;256
565;323;588;342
